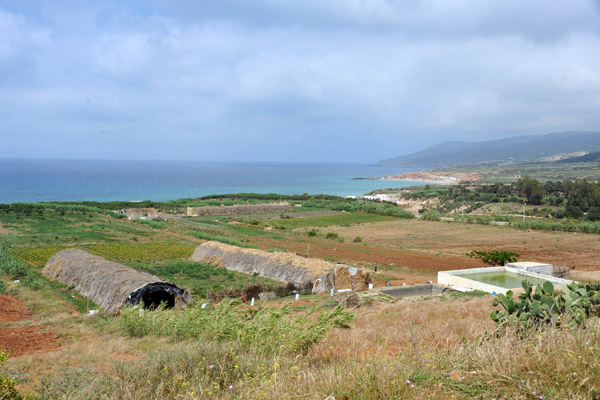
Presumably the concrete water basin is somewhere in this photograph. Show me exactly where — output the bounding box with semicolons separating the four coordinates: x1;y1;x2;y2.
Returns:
438;266;572;295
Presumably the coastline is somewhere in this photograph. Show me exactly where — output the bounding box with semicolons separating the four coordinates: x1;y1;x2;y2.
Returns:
354;170;479;185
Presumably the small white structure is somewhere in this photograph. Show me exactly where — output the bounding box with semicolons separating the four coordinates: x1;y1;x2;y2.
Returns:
505;262;553;276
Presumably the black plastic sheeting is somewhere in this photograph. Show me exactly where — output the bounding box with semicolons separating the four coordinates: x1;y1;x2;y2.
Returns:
127;282;187;309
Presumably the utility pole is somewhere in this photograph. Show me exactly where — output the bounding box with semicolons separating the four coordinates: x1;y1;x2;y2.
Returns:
523;202;527;222
462;200;465;220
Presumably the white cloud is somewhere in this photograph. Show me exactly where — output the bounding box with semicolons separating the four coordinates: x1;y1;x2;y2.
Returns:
0;0;599;161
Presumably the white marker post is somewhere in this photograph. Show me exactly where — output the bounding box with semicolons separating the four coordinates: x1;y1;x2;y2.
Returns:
295;293;300;301
250;298;255;306
330;288;335;296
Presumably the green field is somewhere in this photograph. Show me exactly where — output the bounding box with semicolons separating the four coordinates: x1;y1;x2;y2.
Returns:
260;212;397;229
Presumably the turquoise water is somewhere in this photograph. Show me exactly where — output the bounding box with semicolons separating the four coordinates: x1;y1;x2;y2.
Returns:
456;271;551;289
0;159;426;203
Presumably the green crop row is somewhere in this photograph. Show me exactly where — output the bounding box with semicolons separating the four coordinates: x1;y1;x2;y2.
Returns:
11;242;194;267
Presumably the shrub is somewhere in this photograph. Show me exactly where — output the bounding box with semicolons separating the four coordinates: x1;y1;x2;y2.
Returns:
0;351;22;399
553;209;565;219
353;236;362;243
466;250;519;266
306;228;320;237
565;206;583;219
325;232;339;239
421;210;442;221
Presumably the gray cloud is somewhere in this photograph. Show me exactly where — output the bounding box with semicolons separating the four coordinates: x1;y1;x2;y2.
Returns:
1;0;600;162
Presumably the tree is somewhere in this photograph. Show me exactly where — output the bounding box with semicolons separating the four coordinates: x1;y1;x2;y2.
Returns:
466;250;519;267
516;176;544;205
563;178;600;212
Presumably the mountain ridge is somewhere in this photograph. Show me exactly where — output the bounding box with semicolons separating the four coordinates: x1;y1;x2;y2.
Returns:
377;131;600;168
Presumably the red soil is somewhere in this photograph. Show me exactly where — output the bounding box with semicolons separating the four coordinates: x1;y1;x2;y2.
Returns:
0;294;31;323
0;294;61;357
0;326;61;357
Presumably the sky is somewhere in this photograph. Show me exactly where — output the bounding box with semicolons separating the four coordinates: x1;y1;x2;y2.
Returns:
1;0;600;163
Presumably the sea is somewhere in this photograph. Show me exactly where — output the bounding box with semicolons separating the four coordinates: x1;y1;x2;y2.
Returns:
0;159;425;204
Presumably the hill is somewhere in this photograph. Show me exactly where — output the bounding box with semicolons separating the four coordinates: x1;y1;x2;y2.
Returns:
556;150;600;163
377;131;600;168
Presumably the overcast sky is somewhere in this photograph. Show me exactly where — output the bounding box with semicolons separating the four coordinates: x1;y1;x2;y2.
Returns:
1;0;600;163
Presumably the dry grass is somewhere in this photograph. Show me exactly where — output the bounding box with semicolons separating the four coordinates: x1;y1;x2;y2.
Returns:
329;219;600;269
4;288;600;399
319;295;495;358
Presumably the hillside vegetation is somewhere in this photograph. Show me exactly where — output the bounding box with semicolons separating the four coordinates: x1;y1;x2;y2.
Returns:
378;131;600;168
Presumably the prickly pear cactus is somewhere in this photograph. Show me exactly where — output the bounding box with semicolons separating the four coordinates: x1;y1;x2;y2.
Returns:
491;280;600;330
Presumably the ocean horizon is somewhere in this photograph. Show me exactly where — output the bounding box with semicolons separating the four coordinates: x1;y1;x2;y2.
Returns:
0;158;425;204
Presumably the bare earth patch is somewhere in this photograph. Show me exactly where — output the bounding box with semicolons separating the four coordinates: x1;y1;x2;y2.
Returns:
0;294;61;357
0;294;31;323
0;325;61;357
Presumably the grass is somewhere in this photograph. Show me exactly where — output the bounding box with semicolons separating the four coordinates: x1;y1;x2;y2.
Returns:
119;301;354;355
191;232;258;248
8;292;600;399
11;242;195;267
261;213;397;229
0;206;178;247
127;260;278;297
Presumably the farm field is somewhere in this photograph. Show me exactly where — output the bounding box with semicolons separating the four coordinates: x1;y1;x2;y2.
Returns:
1;197;600;398
325;219;600;270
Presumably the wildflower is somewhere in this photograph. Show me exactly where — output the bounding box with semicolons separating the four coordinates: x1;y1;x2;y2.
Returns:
209;365;214;370
405;380;411;385
228;385;234;390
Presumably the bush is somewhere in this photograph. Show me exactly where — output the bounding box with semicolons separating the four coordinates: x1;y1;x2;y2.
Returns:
565;206;583;219
466;250;519;266
553;209;565;219
0;351;23;399
325;232;339;239
0;279;5;294
421;210;442;221
306;228;319;237
353;236;362;243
